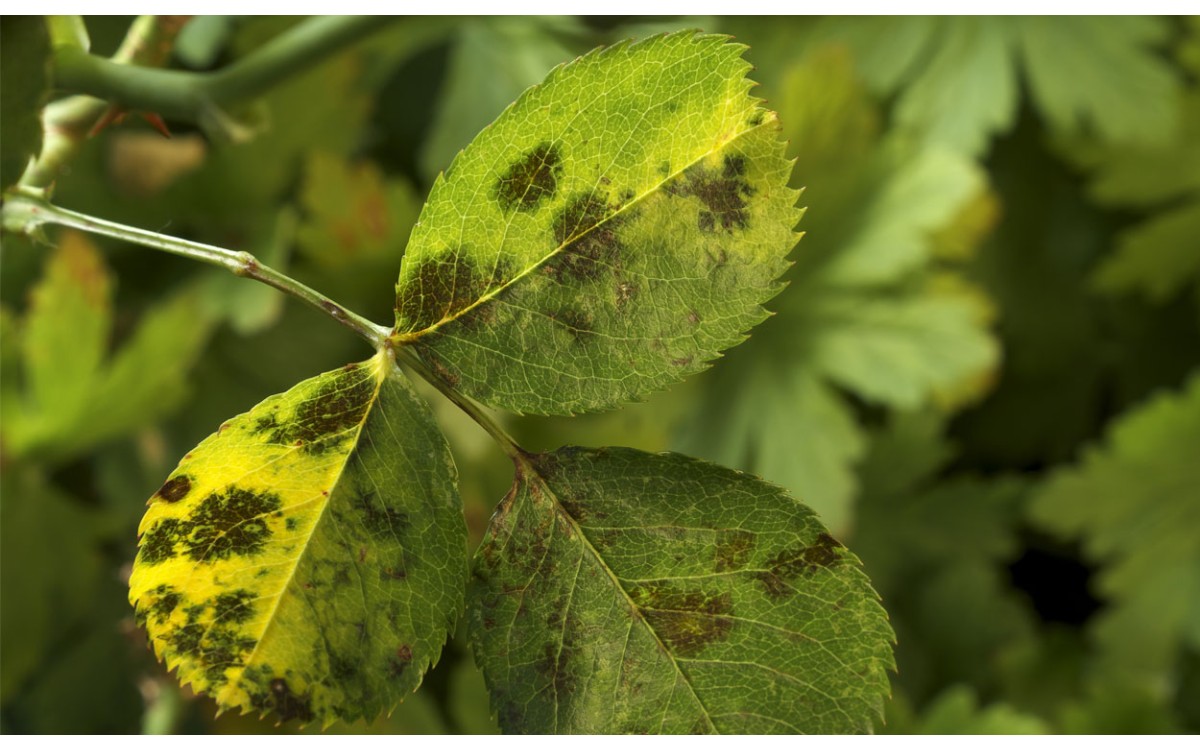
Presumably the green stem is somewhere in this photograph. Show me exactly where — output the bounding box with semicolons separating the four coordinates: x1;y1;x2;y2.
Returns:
5;194;389;349
22;15;191;190
394;346;527;462
52;16;386;123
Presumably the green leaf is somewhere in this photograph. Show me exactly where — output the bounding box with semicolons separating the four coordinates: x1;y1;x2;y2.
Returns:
0;467;103;702
809;17;1179;154
882;686;1049;734
128;352;465;727
296;151;421;268
1092;203;1200;303
799;285;998;410
393;32;800;415
469;447;894;734
2;232;214;462
1015;17;1180;146
1030;373;1200;686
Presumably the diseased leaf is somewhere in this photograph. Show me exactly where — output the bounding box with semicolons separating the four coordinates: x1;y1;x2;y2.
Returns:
129;352;465;727
393;32;800;415
469;447;894;734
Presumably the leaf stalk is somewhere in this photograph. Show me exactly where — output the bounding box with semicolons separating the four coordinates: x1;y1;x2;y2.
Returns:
2;193;390;349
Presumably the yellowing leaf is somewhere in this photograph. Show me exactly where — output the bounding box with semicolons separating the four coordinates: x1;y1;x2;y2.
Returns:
470;447;894;734
129;352;465;726
393;32;801;415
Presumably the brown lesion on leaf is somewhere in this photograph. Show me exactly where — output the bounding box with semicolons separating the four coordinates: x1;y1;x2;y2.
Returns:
668;154;755;233
545;192;625;282
396;251;489;332
387;644;413;679
212;589;257;624
182;486;282;562
268;367;376;454
631;582;735;657
495;142;564;213
755;533;846;600
715;529;755;573
550;306;595;343
154;475;192;503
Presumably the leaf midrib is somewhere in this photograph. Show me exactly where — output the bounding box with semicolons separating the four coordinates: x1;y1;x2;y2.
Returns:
395;112;776;343
213;357;388;709
521;460;720;734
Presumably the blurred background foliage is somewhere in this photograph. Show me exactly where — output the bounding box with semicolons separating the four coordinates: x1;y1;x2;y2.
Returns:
1;15;1198;734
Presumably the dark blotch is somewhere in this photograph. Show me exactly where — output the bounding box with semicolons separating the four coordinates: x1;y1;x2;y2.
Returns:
354;491;410;539
552;307;595;343
634;583;734;657
396;252;487;332
273;368;376;453
155;475;192;503
670;154;754;233
269;678;314;724
755;533;845;600
495;142;563;213
546;192;623;282
715;530;755;573
388;644;414;679
139;518;184;565
146;584;181;624
183;486;282;562
212;589;256;624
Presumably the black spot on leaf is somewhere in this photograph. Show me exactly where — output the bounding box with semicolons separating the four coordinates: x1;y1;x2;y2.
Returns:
139;518;185;565
388;644;413;679
155;475;192;503
551;307;595;343
397;252;488;331
212;589;256;624
267;678;314;724
755;533;845;600
715;530;755;573
633;583;734;657
183;486;282;562
669;154;755;233
353;491;410;539
495;142;563;212
144;584;181;624
546;192;624;282
269;368;376;453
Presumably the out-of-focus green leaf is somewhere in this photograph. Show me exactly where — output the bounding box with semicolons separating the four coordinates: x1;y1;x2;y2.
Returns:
419;17;587;182
0;468;102;702
0;16;49;189
882;686;1048;734
395;32;799;415
2;232;214;463
470;447;894;733
449;651;500;734
296;151;420;268
1030;373;1200;688
809;16;1179;155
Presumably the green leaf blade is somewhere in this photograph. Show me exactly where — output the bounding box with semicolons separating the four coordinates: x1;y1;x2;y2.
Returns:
394;32;801;415
129;353;465;727
470;447;894;734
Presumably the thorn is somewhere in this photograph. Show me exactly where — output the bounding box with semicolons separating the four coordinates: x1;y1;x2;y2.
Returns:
141;112;173;139
88;104;127;138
